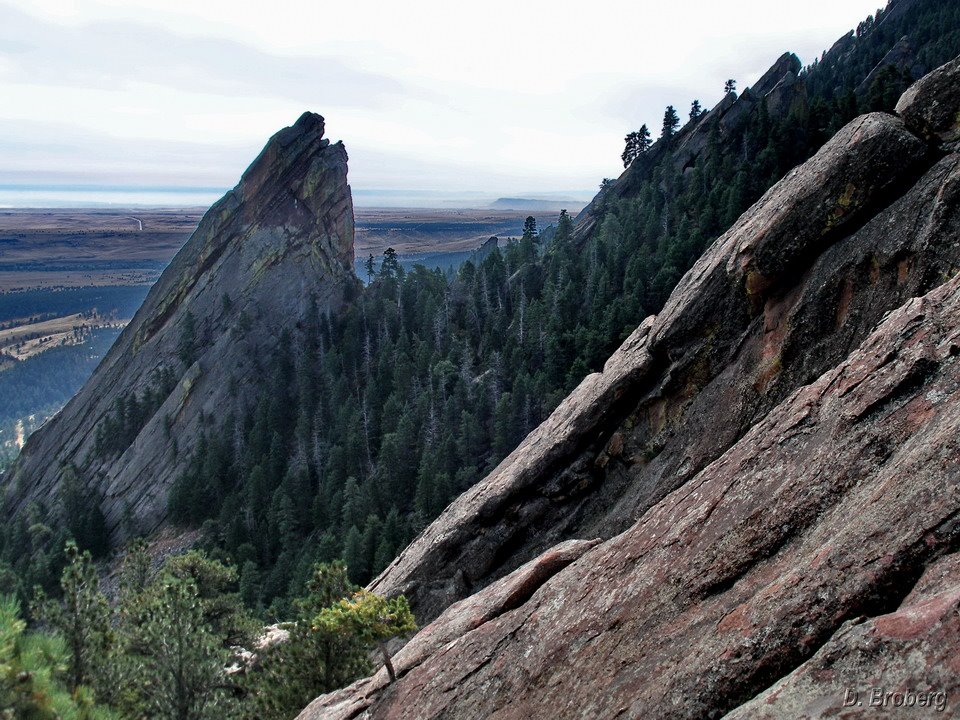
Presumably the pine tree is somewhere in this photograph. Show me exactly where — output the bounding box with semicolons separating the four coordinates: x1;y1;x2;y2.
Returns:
0;594;117;719
242;562;368;720
126;576;237;720
239;560;261;608
621;125;652;167
522;216;538;241
32;542;113;694
313;590;416;683
379;248;403;281
364;253;376;280
689;99;702;120
342;526;365;584
178;311;197;367
661;106;680;139
724;78;737;94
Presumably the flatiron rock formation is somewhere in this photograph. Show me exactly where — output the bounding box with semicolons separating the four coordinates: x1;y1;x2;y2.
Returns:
3;112;358;541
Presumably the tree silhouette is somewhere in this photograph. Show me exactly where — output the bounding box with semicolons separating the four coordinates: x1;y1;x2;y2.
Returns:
621;124;652;167
661;106;680;139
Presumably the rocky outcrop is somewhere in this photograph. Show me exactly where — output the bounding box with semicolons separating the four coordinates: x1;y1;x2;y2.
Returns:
573;50;805;242
725;553;960;718
301;58;960;719
854;35;918;95
305;538;601;719
2;112;358;540
896;55;960;144
304;268;960;720
370;105;947;627
750;52;802;98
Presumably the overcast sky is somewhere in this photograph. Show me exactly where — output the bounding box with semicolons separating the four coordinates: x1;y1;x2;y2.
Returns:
0;0;885;205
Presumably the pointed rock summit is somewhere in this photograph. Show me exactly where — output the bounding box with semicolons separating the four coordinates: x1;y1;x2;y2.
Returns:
4;112;358;540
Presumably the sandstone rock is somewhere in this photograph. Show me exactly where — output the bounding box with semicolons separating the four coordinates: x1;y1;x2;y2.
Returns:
302;265;960;720
227;623;293;676
371;109;948;631
580;52;802;242
652;112;927;353
749;52;802;97
764;70;806;119
855;35;917;95
719;88;757;133
2;112;359;541
314;57;960;720
725;553;960;719
896;54;960;143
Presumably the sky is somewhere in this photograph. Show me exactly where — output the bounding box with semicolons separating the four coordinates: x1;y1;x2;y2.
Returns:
0;0;886;207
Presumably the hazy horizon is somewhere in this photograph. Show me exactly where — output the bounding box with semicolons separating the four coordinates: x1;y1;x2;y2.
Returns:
1;0;885;206
0;183;594;210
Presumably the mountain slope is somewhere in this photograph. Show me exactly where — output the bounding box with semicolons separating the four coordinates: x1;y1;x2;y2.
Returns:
300;56;960;719
111;0;960;616
2;112;357;543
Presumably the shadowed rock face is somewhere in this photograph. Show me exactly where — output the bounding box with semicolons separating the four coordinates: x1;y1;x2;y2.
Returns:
300;58;960;719
3;112;358;541
896;55;960;144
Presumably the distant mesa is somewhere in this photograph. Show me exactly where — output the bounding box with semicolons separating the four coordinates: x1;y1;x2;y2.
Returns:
490;197;586;212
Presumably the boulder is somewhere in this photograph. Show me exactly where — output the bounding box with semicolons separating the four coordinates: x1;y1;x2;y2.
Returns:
896;55;960;144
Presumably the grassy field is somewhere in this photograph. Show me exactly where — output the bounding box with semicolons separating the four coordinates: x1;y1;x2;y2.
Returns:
0;207;565;290
0;311;126;360
353;207;562;255
0;208;202;291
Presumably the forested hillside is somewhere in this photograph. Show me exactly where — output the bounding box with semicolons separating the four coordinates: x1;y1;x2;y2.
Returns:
2;0;959;616
154;0;960;615
1;2;959;719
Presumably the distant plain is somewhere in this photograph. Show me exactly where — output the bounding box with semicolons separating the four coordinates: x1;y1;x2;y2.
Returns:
0;206;570;292
0;205;572;466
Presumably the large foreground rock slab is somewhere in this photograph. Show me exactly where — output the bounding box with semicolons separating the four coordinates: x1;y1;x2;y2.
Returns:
725;553;960;718
302;262;960;720
371;101;954;630
304;56;960;719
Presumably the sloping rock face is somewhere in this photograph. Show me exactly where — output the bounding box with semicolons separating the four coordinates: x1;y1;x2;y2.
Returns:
726;553;960;718
896;54;960;144
572;50;805;242
3;112;358;540
301;59;960;719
